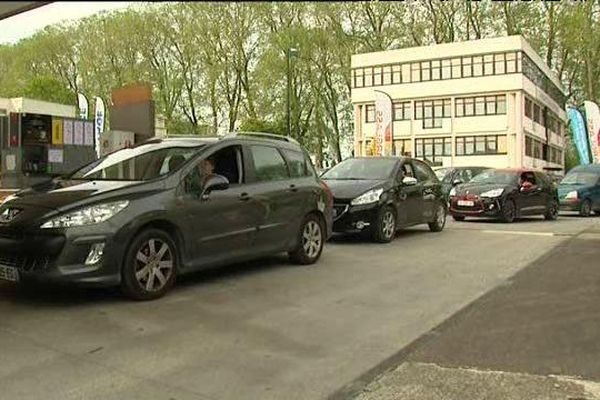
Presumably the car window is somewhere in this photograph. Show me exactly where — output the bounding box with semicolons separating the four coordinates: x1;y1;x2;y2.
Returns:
399;162;415;179
282;149;309;178
458;169;474;183
251;145;290;182
413;160;436;182
182;145;243;194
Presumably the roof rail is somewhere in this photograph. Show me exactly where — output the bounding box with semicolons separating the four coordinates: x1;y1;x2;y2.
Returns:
225;131;299;145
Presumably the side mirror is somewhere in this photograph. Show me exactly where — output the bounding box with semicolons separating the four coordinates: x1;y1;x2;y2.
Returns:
402;176;418;186
452;179;463;186
203;174;229;195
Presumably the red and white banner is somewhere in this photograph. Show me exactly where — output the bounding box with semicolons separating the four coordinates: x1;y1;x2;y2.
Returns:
374;90;393;156
584;100;600;163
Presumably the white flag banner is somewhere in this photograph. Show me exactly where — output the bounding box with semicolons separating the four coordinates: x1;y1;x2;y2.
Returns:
374;90;393;156
584;100;600;163
94;97;105;157
77;93;89;120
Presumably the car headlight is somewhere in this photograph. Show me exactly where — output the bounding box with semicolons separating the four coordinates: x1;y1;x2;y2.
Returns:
480;188;504;198
1;194;17;206
351;188;384;206
40;200;129;228
565;190;578;200
449;187;457;197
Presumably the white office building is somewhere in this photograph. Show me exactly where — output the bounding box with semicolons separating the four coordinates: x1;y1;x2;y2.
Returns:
351;36;567;171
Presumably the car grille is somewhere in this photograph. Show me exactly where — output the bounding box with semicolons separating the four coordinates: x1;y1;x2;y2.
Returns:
333;204;349;221
0;254;52;272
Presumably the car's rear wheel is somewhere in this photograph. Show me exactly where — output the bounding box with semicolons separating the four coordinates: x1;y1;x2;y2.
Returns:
500;199;516;223
372;206;396;243
544;200;559;220
289;214;324;265
428;202;446;232
121;229;177;301
452;215;465;221
579;199;592;217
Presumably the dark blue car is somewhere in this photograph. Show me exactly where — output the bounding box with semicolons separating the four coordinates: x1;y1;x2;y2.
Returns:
558;164;600;216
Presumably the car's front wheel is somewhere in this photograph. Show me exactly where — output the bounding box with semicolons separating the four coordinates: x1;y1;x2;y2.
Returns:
500;199;516;223
372;205;396;243
428;202;446;232
121;228;177;301
580;199;592;217
289;214;324;265
544;200;559;220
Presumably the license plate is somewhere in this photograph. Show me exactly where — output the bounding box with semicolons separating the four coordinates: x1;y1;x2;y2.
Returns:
0;264;19;282
457;200;475;207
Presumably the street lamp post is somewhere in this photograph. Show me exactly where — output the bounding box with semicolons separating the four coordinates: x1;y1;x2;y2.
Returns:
287;47;299;138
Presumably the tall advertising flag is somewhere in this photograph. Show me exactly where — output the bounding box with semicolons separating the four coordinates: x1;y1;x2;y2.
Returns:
567;107;591;165
374;90;393;156
94;97;105;157
583;100;600;163
77;93;89;120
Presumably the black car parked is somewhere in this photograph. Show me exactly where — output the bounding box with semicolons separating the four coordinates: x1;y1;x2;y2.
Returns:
449;168;559;222
0;133;333;300
434;166;490;200
321;157;447;243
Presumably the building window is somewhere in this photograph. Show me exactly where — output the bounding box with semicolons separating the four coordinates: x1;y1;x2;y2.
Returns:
506;52;517;73
455;95;507;117
431;60;441;80
462;56;472;78
382;65;392;85
495;53;506;74
415;99;451;128
456;135;506;156
373;67;383;86
364;68;373;87
522;52;566;108
525;96;533;119
365;104;375;123
473;55;483;76
393;102;412;121
411;62;420;82
452;57;462;78
483;54;494;76
533;103;541;124
442;59;452;79
402;64;411;83
392;65;401;84
421;61;431;81
354;69;365;88
394;139;412;157
415;137;451;166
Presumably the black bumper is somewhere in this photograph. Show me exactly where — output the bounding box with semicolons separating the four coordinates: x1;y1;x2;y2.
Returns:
332;203;379;233
449;197;503;218
0;228;126;287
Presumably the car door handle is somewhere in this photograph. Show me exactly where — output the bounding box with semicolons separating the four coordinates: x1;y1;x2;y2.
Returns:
239;193;251;201
288;184;298;192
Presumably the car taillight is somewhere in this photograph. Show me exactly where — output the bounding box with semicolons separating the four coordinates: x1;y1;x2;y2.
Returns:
320;180;333;208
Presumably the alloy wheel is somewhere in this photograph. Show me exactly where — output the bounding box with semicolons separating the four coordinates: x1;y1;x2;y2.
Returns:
302;220;322;259
382;211;395;239
134;238;174;292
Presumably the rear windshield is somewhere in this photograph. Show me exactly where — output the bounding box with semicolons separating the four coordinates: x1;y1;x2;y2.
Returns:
322;158;397;180
469;170;518;185
70;144;203;181
561;171;599;186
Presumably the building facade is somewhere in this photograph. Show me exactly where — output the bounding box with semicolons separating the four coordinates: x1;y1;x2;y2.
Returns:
351;36;567;171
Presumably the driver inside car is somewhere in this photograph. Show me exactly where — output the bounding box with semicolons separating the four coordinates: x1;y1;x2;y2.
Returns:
185;157;216;194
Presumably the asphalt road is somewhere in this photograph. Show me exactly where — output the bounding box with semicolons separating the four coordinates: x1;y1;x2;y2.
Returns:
1;214;599;400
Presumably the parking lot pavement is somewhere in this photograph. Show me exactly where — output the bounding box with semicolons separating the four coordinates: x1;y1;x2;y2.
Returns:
1;216;599;400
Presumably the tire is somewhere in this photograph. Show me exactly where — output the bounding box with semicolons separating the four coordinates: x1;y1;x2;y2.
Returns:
452;215;465;222
579;199;592;217
428;202;446;232
500;199;516;223
544;200;559;221
121;228;178;301
289;214;324;265
371;205;396;243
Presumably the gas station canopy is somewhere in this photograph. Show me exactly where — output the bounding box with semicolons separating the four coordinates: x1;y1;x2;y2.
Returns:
0;2;51;21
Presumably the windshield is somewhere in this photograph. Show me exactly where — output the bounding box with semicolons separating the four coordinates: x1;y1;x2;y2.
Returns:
70;143;204;181
561;171;599;186
322;158;396;180
434;168;451;182
469;170;518;185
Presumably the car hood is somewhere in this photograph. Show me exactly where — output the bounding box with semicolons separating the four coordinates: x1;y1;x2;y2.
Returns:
5;178;157;212
453;182;514;197
323;179;388;201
